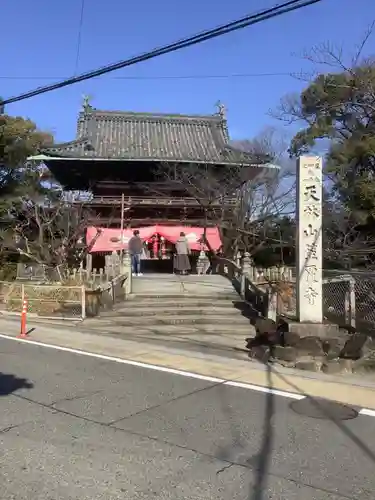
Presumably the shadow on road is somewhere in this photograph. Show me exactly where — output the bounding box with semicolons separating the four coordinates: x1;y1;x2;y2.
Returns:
215;356;375;499
272;367;375;464
247;361;375;499
214;363;275;500
248;364;274;500
0;372;33;396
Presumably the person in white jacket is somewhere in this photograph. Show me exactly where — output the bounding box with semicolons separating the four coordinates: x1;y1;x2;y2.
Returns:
174;232;191;275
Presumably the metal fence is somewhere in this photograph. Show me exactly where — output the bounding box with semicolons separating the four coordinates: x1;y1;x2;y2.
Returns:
214;257;375;333
0;281;23;312
265;269;375;334
321;270;375;333
0;281;84;319
0;274;128;320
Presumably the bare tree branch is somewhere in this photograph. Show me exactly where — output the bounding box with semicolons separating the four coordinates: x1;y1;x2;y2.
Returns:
0;196;98;273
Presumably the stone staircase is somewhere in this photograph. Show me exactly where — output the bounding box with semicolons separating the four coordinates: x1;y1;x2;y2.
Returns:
94;274;256;336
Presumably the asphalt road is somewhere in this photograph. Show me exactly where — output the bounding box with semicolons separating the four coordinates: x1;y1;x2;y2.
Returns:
0;337;375;500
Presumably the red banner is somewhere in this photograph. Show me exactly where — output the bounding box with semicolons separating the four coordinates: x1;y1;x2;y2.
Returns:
86;225;222;252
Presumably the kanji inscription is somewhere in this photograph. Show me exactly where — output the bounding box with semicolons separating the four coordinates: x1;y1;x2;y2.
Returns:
304;286;318;305
296;156;323;322
305;172;321;184
304;184;320;202
305;242;319;260
304;205;320;218
305;265;319;283
303;224;318;237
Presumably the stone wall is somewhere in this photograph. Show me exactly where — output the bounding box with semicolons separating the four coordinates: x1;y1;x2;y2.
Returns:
245;318;375;375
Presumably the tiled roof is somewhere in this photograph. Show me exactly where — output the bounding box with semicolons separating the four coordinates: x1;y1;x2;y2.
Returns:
40;108;268;165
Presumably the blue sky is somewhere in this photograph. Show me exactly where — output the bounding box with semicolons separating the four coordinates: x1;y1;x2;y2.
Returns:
2;0;374;144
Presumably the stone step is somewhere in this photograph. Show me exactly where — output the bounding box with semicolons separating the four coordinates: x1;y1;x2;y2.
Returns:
100;314;253;327
124;298;238;308
130;274;237;296
100;306;249;317
131;283;237;297
86;322;254;335
128;293;238;300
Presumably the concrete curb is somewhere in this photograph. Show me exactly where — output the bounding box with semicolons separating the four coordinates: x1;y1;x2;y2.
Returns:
0;331;374;417
1;316;375;414
1;313;375;391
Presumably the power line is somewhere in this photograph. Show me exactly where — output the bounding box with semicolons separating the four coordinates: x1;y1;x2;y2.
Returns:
1;0;321;104
0;72;293;81
0;0;323;106
74;0;86;75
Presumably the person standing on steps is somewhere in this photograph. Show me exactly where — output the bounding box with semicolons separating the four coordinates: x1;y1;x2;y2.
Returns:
174;231;191;275
128;230;143;277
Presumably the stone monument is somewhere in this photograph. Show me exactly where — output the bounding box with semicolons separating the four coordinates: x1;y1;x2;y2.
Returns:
296;156;323;323
246;156;375;372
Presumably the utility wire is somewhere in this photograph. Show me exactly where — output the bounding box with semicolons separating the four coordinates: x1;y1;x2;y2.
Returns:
74;0;86;75
0;72;293;81
0;0;323;106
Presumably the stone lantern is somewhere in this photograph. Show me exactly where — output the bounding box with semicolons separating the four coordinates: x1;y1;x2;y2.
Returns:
196;250;209;275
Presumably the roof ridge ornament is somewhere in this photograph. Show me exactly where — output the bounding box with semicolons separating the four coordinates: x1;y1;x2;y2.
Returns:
215;100;226;120
81;94;94;113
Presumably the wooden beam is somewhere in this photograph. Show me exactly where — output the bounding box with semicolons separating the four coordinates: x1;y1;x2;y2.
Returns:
89;218;213;226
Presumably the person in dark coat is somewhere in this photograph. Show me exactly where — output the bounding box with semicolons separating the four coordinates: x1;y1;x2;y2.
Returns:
174;232;191;275
128;230;143;276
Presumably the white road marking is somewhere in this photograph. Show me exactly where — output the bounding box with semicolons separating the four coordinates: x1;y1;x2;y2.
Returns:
0;333;224;383
0;333;374;416
225;380;304;400
359;408;375;417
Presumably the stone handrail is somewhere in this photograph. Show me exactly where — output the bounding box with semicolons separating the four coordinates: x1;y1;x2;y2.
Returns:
213;256;242;279
213;254;270;317
213;253;296;320
84;273;128;317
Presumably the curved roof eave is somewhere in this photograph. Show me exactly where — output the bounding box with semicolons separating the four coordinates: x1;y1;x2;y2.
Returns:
27;153;279;169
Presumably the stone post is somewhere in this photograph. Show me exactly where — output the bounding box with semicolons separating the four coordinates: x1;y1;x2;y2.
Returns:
86;254;92;281
121;248;132;295
296;156;323;323
240;252;252;299
267;287;277;322
235;251;241;268
104;255;111;277
112;250;120;276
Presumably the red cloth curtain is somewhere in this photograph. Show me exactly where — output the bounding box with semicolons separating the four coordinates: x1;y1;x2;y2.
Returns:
86;225;222;252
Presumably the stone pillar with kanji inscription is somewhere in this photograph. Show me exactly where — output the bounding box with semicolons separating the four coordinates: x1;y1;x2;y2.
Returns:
296;156;323;323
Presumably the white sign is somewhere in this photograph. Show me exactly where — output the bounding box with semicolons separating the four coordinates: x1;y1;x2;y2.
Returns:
185;232;198;242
